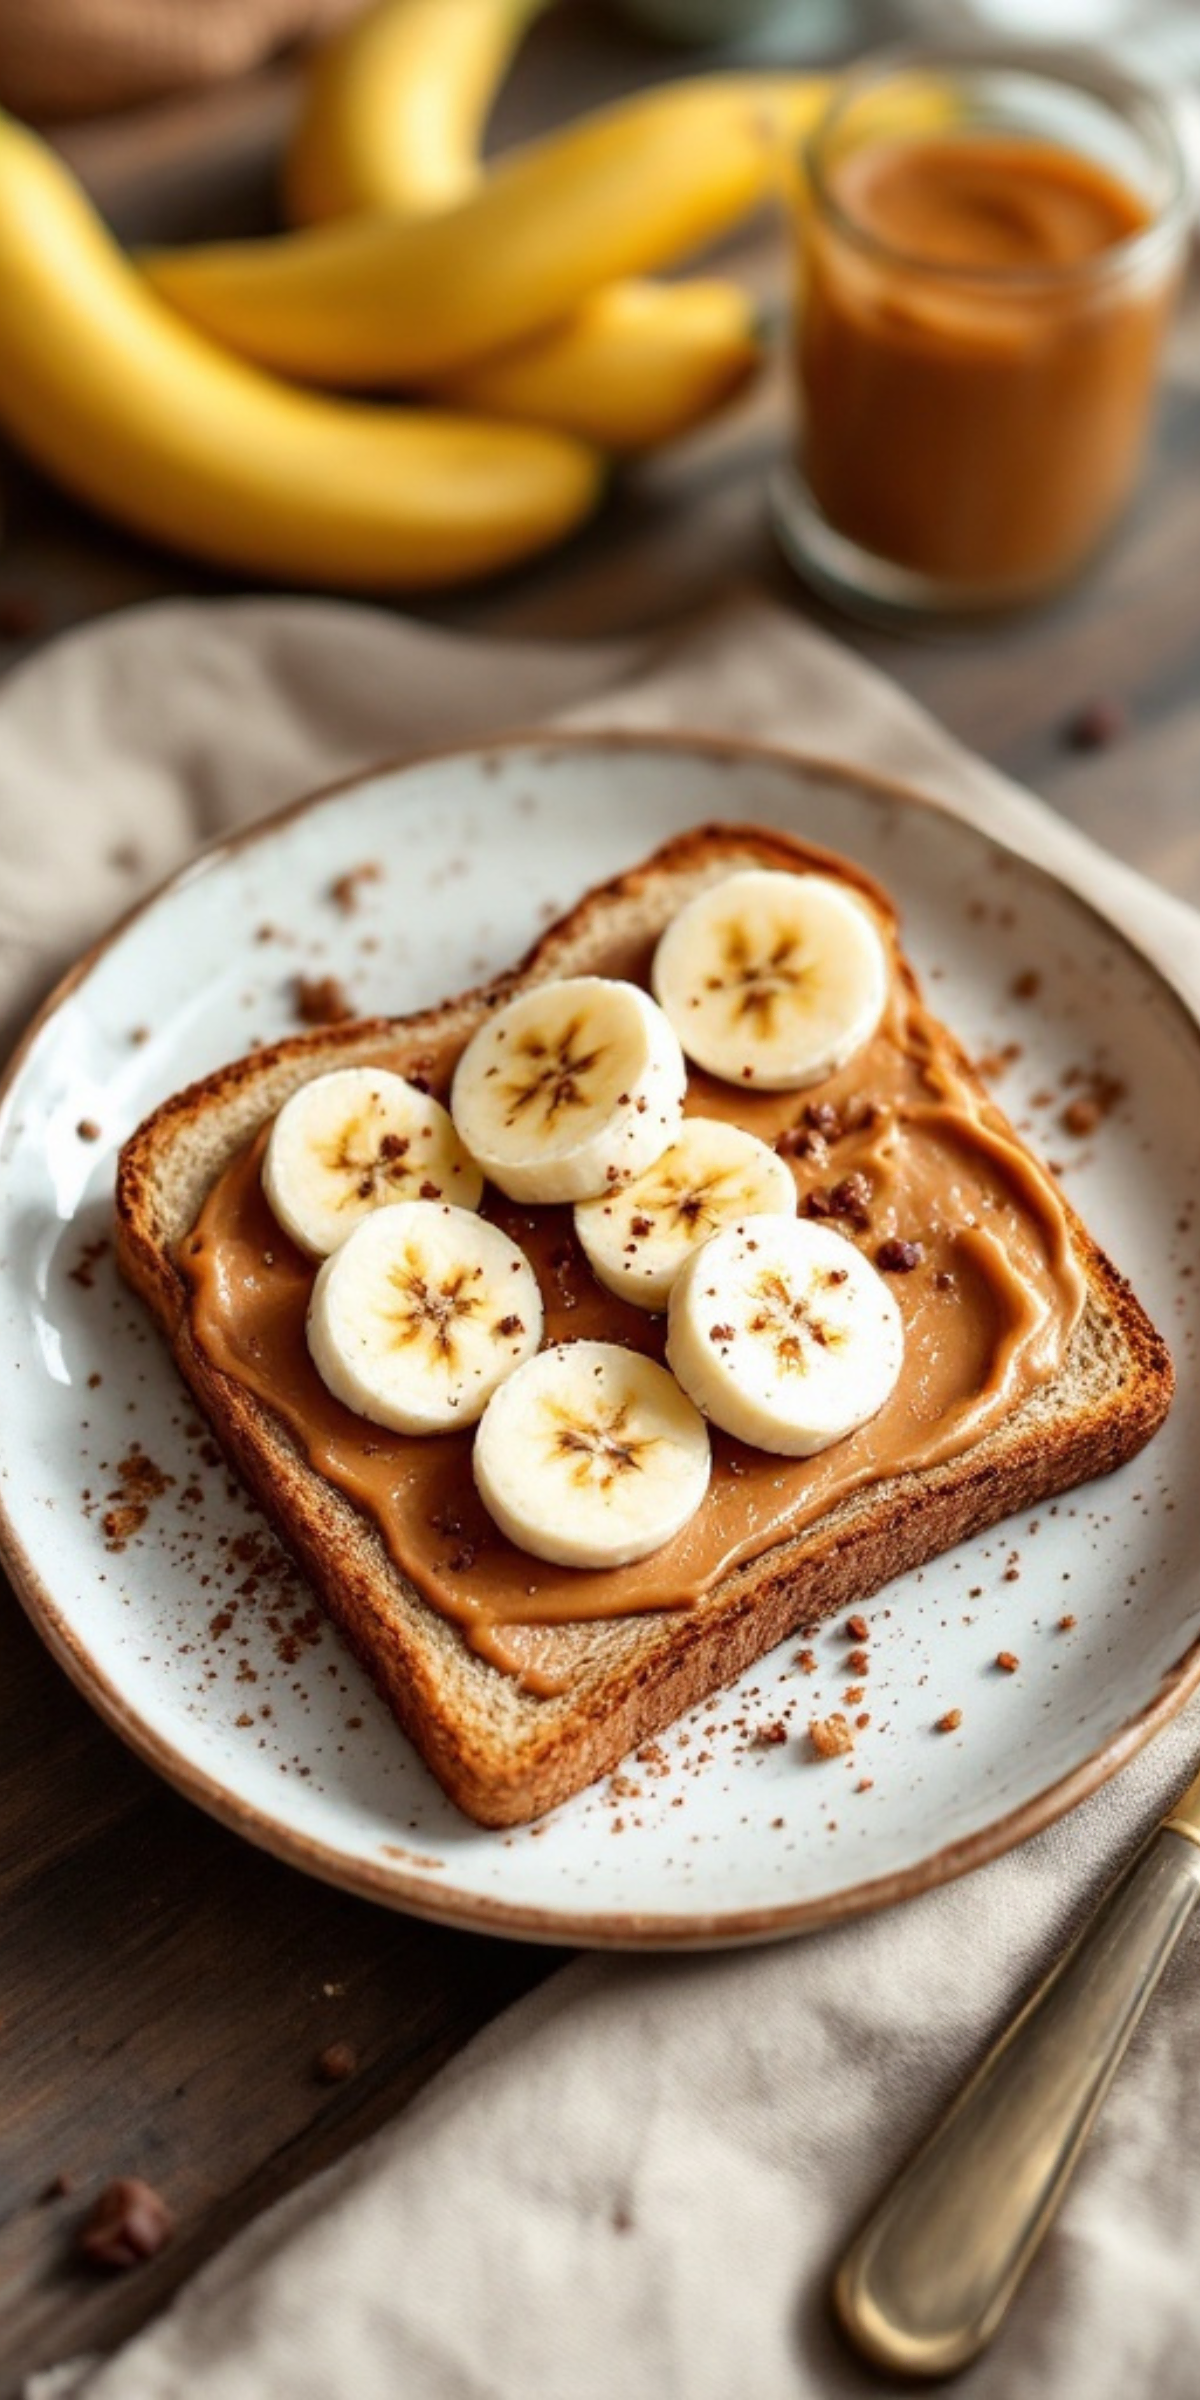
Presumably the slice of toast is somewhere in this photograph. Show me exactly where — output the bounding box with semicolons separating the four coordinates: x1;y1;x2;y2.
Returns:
116;824;1173;1826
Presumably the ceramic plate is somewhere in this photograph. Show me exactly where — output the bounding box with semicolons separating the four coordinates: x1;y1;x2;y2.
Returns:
2;733;1198;1950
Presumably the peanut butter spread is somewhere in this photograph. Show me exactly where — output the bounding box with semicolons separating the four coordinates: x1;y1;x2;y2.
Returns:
800;134;1175;591
182;906;1086;1693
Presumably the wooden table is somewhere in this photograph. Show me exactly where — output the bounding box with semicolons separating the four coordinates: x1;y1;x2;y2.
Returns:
3;11;1199;2390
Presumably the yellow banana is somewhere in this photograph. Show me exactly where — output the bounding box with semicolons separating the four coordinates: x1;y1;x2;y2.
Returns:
0;112;603;591
284;0;550;225
142;76;830;388
282;0;781;449
435;278;764;451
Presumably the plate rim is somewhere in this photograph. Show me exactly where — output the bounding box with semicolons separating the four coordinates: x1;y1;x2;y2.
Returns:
2;722;1197;1951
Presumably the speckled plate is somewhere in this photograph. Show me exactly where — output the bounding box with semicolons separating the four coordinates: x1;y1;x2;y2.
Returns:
2;732;1198;1950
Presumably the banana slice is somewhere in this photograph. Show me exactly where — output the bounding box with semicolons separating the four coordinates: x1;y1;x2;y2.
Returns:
263;1066;483;1257
666;1214;903;1457
652;868;889;1090
307;1200;541;1434
473;1340;711;1568
574;1116;796;1311
450;977;686;1205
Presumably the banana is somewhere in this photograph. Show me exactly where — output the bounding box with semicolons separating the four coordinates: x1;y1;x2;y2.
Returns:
307;1201;542;1433
141;76;830;387
284;0;550;225
451;978;686;1205
574;1116;795;1311
473;1340;711;1567
282;0;775;449
666;1214;903;1457
262;1067;483;1257
434;278;764;453
0;112;602;591
652;869;889;1091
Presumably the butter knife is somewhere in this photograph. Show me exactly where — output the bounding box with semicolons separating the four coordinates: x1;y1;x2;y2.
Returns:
834;1761;1200;2378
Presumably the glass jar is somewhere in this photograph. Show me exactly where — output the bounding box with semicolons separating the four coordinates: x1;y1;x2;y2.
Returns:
773;45;1190;620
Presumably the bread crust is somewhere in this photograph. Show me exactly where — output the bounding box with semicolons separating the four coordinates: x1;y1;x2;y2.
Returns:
116;823;1174;1825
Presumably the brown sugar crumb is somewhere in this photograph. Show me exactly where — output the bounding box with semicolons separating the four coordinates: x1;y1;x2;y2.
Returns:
69;1235;111;1290
795;1647;817;1675
293;973;354;1026
78;2178;175;2271
315;2040;357;2085
329;862;382;915
847;1648;869;1676
775;1124;825;1162
1003;1566;1021;1584
804;1099;844;1141
751;1720;788;1748
76;1118;101;1143
1059;1069;1125;1141
608;1773;642;1801
1064;696;1127;752
807;1172;872;1230
809;1712;854;1760
935;1708;963;1734
845;1615;869;1642
855;1712;870;1730
843;1685;865;1706
876;1238;923;1274
102;1447;174;1549
856;1777;875;1794
1058;1613;1077;1631
996;1651;1020;1673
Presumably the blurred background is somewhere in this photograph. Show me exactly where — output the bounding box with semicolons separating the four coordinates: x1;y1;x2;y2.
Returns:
0;0;1195;660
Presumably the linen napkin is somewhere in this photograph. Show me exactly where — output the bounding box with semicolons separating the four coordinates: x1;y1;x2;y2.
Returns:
10;591;1200;2400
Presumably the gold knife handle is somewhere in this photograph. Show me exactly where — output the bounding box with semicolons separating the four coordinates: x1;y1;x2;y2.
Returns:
835;1826;1200;2378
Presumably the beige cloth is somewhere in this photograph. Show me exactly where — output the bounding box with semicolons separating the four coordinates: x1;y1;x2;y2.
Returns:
0;0;359;120
8;591;1200;2400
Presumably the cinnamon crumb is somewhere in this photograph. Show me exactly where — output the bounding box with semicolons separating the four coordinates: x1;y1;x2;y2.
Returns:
809;1712;854;1759
847;1648;869;1675
1059;1613;1077;1631
845;1615;869;1642
78;2178;175;2270
996;1651;1020;1673
751;1720;788;1747
935;1708;963;1734
76;1118;101;1143
329;862;382;915
795;1647;817;1675
314;2040;357;2084
293;973;354;1026
843;1685;865;1706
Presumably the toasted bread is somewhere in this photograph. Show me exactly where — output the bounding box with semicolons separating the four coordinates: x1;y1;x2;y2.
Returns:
116;825;1174;1825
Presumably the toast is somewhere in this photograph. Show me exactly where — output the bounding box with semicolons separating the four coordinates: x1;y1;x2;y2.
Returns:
116;824;1174;1825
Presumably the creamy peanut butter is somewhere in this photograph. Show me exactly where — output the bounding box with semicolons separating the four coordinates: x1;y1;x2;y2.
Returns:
182;905;1086;1694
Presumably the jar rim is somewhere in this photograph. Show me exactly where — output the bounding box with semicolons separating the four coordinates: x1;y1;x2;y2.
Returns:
803;40;1192;293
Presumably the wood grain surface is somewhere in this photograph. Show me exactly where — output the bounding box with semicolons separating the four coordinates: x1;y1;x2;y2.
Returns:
2;6;1199;2390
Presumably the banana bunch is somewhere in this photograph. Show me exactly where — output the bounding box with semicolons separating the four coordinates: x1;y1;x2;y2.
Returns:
0;1;832;588
260;868;907;1569
0;109;601;589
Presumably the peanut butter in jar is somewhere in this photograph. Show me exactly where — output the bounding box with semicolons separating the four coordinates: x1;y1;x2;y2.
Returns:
775;50;1189;619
